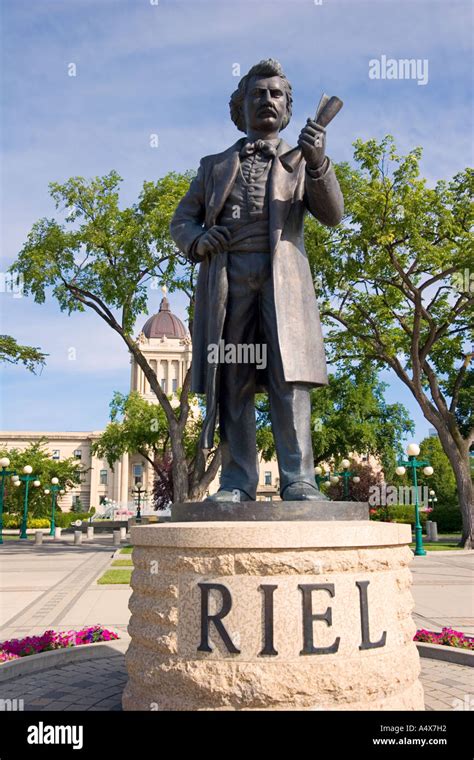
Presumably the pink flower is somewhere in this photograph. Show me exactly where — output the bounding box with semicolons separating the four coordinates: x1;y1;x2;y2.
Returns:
414;627;474;650
0;626;120;662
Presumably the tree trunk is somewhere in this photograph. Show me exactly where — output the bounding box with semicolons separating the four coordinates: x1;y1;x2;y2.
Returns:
189;447;222;501
454;457;474;548
170;438;189;503
431;423;473;548
126;339;190;502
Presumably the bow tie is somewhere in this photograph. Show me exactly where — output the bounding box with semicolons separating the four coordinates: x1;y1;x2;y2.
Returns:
240;139;278;159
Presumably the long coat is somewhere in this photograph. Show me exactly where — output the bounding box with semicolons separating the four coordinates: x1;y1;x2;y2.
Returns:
170;137;344;448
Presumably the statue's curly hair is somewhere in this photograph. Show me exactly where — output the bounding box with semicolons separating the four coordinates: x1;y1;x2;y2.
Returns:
229;59;293;133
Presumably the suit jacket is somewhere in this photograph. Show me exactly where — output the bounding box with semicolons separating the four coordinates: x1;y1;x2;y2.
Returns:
170;136;343;447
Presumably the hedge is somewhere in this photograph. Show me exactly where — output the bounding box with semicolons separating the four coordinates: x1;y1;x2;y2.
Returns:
370;503;462;533
370;505;429;528
2;512;94;529
429;506;463;533
54;512;94;528
2;516;50;529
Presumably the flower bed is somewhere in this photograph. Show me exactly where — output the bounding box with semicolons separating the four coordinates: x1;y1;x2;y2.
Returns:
0;625;119;663
414;627;474;650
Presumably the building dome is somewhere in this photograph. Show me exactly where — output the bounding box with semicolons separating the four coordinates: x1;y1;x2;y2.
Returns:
142;292;188;340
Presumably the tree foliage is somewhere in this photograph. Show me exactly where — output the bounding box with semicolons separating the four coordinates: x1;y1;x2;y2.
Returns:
10;171;220;502
306;136;474;545
0;335;47;373
418;435;458;509
257;369;414;477
0;440;83;518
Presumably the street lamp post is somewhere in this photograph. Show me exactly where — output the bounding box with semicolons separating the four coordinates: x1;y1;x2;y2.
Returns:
397;443;433;557
428;490;438;510
0;458;17;545
132;484;148;523
314;466;330;492
332;459;358;500
46;478;62;536
18;466;41;540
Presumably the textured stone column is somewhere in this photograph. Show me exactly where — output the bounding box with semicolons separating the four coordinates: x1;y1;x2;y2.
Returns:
123;521;424;711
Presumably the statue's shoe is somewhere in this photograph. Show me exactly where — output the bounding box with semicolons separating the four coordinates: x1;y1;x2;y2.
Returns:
205;489;254;503
281;482;330;501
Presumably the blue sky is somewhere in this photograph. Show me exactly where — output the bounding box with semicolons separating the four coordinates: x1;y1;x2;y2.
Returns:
1;0;472;441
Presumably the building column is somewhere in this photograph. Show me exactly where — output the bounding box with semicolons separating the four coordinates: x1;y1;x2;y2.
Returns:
120;452;129;508
113;459;122;503
90;452;100;510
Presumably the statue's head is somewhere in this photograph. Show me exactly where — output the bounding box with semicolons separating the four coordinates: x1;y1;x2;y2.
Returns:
229;58;293;135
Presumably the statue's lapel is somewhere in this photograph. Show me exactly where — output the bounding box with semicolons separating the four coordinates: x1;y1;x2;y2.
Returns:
207;139;245;226
207;137;300;246
269;138;300;253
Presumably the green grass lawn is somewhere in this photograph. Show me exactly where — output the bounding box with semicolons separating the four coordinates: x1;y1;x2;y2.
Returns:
97;568;133;584
120;546;133;554
410;542;463;551
112;559;133;567
1;534;34;541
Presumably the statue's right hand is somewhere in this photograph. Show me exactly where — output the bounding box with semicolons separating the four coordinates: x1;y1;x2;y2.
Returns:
195;225;231;258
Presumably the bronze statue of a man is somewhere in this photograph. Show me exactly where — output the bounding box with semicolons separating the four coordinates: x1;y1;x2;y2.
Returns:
170;59;343;502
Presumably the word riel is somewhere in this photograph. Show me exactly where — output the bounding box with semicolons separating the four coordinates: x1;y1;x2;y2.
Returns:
197;580;387;656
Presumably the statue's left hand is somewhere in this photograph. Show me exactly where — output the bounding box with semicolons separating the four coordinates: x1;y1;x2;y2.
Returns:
298;118;326;170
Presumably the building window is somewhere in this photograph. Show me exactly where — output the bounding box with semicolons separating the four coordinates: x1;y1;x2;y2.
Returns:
172;378;178;393
133;464;143;485
52;450;60;460
100;469;108;485
264;471;272;485
74;449;82;460
160;378;167;392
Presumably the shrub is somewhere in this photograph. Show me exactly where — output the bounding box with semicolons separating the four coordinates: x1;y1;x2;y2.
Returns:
2;516;50;529
54;511;93;528
369;504;429;528
27;518;51;529
429;506;462;533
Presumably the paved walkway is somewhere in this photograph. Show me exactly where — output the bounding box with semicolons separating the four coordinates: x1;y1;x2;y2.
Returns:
422;658;473;711
0;538;472;711
411;551;474;635
0;653;470;711
0;537;132;641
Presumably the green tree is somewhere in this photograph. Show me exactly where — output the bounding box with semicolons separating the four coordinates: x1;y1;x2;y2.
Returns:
92;391;220;503
257;369;414;478
418;436;457;509
0;335;47;372
0;440;83;518
9;171;220;502
306;137;473;546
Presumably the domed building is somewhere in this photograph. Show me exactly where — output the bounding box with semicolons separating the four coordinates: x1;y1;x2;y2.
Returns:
131;288;192;400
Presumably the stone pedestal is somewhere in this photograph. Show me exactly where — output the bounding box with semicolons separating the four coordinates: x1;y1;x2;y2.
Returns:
123;516;424;711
